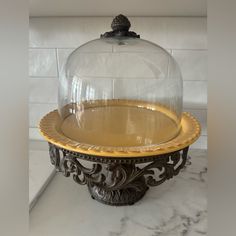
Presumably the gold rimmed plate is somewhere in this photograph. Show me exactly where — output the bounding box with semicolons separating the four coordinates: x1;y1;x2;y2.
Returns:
39;105;200;158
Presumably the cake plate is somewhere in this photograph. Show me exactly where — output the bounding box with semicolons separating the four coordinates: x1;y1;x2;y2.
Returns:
39;102;200;206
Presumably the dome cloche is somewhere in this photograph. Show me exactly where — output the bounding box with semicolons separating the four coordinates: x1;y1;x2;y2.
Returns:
58;15;183;149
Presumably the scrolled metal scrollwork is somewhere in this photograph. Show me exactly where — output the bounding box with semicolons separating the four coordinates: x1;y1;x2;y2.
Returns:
101;164;145;191
49;143;61;170
49;143;105;186
61;156;105;186
48;143;189;205
97;148;188;191
142;151;186;187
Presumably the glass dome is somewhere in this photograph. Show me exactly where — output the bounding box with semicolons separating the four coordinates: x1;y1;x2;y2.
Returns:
58;16;183;149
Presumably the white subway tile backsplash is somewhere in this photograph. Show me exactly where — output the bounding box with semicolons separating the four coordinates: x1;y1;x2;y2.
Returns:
57;48;75;73
183;81;207;109
29;140;49;150
29;49;58;77
173;50;207;81
165;17;207;50
130;17;207;50
29;17;112;48
29;103;57;127
29;128;44;140
184;109;207;135
130;17;168;49
190;135;207;149
29;78;58;103
30;17;206;50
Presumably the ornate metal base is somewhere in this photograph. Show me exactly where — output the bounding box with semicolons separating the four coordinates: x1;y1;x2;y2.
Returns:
48;143;189;206
88;177;148;206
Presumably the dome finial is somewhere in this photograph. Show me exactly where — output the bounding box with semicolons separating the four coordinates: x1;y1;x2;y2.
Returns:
101;14;140;38
111;14;131;32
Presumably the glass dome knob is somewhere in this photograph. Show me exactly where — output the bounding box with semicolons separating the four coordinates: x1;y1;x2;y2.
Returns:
101;14;140;38
111;14;131;32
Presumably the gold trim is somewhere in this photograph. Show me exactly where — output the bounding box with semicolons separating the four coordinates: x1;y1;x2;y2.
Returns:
39;101;200;157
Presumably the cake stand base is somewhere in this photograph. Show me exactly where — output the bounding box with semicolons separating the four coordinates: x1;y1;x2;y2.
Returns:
48;143;189;206
88;175;148;206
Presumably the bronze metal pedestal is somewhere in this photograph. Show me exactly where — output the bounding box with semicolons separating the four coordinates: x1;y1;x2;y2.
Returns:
49;143;189;206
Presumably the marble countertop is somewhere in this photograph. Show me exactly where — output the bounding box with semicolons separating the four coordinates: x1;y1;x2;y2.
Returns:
30;149;207;236
29;141;56;210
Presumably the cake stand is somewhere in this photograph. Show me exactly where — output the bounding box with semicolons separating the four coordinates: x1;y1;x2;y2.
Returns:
39;100;200;206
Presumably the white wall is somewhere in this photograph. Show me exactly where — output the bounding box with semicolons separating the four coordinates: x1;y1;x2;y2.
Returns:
29;16;207;149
